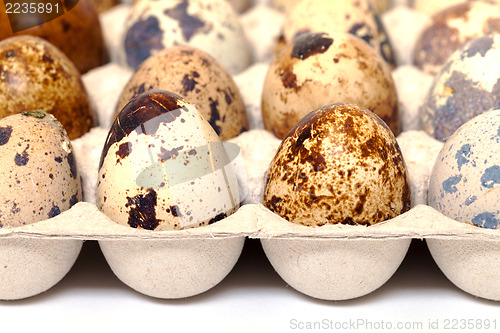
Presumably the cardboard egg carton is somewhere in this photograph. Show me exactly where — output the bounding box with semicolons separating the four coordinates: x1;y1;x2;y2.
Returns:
1;1;499;303
1;126;499;301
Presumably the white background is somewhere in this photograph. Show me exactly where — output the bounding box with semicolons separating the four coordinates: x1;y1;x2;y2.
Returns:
1;239;499;333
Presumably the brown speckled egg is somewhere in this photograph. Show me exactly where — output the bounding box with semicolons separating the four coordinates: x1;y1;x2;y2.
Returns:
0;111;82;228
420;34;500;141
0;0;108;73
413;1;500;75
262;31;400;139
121;0;252;74
281;0;396;68
263;104;411;227
0;36;96;140
115;46;248;141
98;90;240;231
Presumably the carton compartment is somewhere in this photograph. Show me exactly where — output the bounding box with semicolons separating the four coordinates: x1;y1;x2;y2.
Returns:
427;239;500;301
0;238;82;300
261;238;411;301
99;237;245;299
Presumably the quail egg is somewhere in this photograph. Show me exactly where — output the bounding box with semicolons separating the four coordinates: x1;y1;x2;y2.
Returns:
421;34;500;141
428;109;500;229
281;0;396;68
0;111;82;228
0;36;96;140
263;103;411;226
413;1;500;75
0;0;108;73
262;31;400;139
121;0;252;74
115;46;248;140
98;90;240;231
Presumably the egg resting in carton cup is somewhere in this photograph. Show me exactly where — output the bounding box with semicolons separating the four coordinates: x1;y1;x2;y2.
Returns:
0;110;83;300
98;90;246;231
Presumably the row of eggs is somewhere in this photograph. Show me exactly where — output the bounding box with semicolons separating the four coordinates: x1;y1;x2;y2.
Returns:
0;91;498;231
0;0;498;231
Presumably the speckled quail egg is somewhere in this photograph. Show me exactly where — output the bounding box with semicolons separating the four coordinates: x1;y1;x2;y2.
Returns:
0;36;96;140
263;103;411;227
121;0;252;74
428;109;500;229
98;90;240;231
262;31;400;140
421;34;500;142
271;0;392;14
280;0;396;68
413;1;500;75
0;0;108;73
0;111;82;228
115;46;248;141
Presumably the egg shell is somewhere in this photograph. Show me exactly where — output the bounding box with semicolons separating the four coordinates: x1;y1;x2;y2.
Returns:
0;111;82;228
412;0;465;16
263;103;411;226
98;90;240;231
421;34;500;141
88;0;119;13
271;0;392;14
413;1;500;75
428;110;500;229
226;0;253;13
121;0;252;74
0;36;96;140
281;0;396;68
262;31;400;139
0;0;108;73
115;46;248;140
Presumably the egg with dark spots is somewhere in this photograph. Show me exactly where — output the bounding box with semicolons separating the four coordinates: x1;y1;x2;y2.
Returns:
263;103;411;227
98;90;240;231
262;31;400;140
0;0;108;73
280;0;396;68
428;110;500;230
413;1;500;75
121;0;251;74
420;35;500;142
115;46;248;140
0;36;96;140
0;111;82;228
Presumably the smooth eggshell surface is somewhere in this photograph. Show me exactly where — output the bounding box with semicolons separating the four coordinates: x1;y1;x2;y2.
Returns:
0;111;82;228
271;0;392;14
428;110;500;230
0;36;96;140
263;104;411;227
115;46;248;141
413;2;500;75
121;0;252;74
0;0;108;73
281;0;396;68
421;34;500;142
98;90;240;231
262;31;399;139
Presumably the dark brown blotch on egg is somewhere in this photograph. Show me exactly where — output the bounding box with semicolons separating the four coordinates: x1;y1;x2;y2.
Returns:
100;90;188;170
